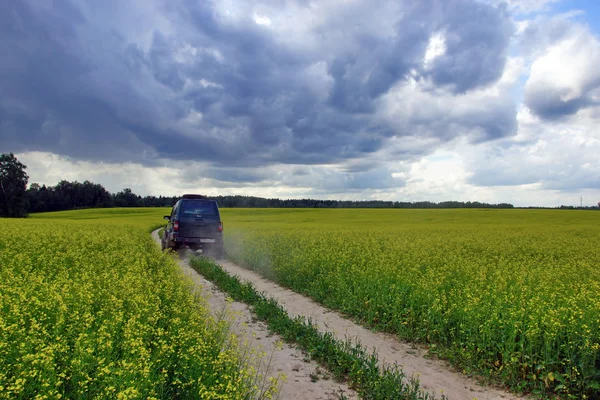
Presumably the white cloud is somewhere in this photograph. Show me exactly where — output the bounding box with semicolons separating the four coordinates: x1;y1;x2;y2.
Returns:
423;33;446;69
466;105;600;193
525;24;600;118
379;55;522;145
253;13;271;26
17;152;180;196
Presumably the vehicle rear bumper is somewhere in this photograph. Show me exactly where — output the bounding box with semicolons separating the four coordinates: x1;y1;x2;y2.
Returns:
173;235;222;246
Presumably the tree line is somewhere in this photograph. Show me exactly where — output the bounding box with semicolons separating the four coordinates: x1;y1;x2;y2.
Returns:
1;153;518;217
213;195;516;209
24;185;516;213
12;152;600;218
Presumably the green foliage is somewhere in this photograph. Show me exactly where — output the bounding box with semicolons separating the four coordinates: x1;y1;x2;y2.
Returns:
190;256;444;400
221;208;600;398
27;180;114;212
0;153;29;218
24;176;520;214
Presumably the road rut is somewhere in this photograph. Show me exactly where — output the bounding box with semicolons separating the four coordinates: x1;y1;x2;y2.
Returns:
152;230;357;400
215;259;526;400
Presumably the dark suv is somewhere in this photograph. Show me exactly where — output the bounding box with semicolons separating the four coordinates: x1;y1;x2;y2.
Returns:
161;194;224;259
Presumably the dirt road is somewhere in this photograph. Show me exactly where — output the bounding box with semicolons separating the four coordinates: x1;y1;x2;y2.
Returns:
152;230;525;400
217;259;526;400
152;230;357;400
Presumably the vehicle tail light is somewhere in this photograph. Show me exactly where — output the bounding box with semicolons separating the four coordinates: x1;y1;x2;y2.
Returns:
218;222;223;232
173;221;179;232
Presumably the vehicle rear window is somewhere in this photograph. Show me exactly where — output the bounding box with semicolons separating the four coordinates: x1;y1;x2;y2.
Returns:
181;200;217;216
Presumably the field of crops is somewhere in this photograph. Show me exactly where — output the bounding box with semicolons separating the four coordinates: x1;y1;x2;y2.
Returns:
222;208;600;398
3;207;598;399
0;208;276;400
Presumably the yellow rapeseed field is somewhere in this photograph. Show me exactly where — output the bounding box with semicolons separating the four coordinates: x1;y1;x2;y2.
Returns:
4;207;598;398
222;208;600;398
0;208;276;400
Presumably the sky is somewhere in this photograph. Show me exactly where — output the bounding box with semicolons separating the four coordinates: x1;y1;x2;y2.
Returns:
1;0;600;207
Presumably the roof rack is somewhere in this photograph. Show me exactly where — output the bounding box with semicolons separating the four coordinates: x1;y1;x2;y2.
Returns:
182;194;206;199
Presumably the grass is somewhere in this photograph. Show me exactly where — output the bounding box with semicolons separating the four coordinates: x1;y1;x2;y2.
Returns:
189;255;445;400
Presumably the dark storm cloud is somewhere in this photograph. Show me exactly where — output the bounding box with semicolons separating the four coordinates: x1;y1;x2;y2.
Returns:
179;162;404;192
184;166;270;184
427;1;514;93
395;91;518;145
0;0;515;188
524;92;592;120
325;12;432;113
0;1;159;163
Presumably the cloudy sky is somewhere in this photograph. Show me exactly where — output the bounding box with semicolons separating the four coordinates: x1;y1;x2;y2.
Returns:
2;0;600;207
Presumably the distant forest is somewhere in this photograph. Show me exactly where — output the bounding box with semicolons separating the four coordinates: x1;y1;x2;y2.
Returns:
25;179;518;213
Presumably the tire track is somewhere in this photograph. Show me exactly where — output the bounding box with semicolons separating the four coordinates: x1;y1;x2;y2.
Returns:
151;230;357;400
216;259;527;400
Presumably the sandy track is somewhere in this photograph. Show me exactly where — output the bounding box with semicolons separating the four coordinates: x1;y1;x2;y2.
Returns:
151;230;356;400
216;260;526;400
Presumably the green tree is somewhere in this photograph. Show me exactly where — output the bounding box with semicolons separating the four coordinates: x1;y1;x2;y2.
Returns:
0;153;29;217
114;188;143;207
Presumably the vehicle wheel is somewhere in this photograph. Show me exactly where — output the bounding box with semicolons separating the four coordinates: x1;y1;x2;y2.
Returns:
165;235;178;251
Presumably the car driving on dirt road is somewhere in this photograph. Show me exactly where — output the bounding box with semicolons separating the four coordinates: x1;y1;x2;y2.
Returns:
161;194;224;259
